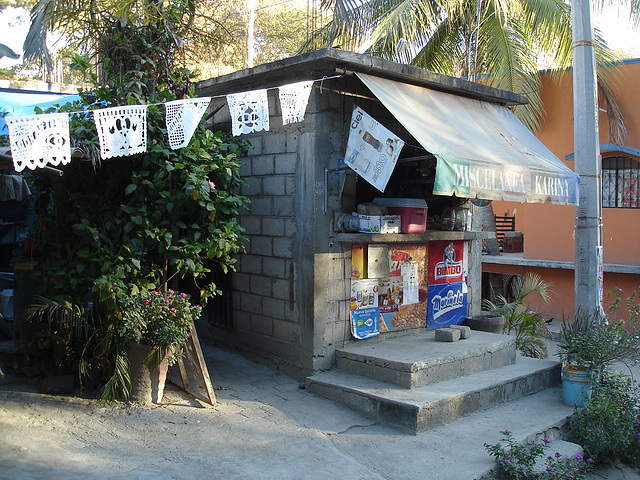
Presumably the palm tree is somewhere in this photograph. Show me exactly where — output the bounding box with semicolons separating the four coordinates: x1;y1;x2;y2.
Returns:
21;0;246;77
312;0;638;135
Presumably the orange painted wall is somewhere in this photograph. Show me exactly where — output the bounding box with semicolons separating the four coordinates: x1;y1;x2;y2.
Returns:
485;60;640;319
482;264;639;323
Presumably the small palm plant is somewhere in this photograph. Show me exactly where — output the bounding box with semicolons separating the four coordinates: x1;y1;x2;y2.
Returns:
483;273;553;358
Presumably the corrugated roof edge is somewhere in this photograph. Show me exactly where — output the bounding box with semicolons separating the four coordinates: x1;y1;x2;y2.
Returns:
194;48;528;107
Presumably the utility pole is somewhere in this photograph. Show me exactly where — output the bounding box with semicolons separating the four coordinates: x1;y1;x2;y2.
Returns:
247;0;256;68
572;0;603;315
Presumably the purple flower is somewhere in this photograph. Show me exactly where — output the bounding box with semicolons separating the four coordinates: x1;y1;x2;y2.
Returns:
544;438;550;443
180;293;187;298
504;460;511;465
521;466;527;470
575;454;582;460
587;458;594;463
547;467;554;471
555;452;562;458
504;429;511;435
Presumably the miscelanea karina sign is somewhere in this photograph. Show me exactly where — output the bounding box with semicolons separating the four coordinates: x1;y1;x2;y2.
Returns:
427;281;467;330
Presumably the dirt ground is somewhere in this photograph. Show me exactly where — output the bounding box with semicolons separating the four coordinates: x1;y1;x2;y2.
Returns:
1;344;640;480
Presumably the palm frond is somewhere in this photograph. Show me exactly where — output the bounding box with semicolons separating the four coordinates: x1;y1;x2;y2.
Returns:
100;352;131;402
26;295;91;343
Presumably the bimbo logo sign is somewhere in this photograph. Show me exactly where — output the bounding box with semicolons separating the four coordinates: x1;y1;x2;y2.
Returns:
434;242;462;281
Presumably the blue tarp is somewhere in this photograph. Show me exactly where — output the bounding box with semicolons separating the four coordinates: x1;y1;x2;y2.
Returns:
0;90;82;134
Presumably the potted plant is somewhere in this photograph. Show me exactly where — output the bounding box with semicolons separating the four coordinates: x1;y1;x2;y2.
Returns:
117;289;201;404
558;307;640;407
480;273;553;358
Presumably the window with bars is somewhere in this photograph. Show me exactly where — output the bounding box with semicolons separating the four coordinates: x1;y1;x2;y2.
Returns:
602;156;640;208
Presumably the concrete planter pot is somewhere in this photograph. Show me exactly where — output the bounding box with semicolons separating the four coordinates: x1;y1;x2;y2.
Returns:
465;314;505;334
125;342;171;404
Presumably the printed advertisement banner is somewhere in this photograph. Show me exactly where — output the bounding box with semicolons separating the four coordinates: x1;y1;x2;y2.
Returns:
428;240;466;284
427;282;468;330
351;307;380;340
345;106;404;192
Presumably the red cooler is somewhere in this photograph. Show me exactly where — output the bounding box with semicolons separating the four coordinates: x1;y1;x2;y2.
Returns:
373;198;428;233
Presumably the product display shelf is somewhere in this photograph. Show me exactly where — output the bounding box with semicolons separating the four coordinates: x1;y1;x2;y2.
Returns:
332;230;494;244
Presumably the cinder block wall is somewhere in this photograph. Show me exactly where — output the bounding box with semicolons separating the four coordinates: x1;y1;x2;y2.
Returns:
199;77;420;381
198;82;356;380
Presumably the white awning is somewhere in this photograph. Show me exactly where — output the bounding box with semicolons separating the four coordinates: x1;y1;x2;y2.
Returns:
356;73;579;205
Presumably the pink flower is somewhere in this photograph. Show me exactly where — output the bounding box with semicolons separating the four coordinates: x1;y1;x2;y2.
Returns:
179;293;187;298
171;307;177;313
164;298;170;303
209;181;216;193
143;300;149;305
168;289;174;295
152;291;159;296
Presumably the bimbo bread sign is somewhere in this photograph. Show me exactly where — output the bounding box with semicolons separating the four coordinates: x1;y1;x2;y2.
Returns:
428;241;464;284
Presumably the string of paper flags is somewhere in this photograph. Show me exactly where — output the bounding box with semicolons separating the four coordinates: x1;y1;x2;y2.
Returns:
5;79;317;173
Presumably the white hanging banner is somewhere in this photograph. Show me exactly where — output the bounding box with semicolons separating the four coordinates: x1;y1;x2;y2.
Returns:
93;105;148;159
278;80;314;125
226;89;269;136
6;113;71;172
164;97;212;150
345;106;405;192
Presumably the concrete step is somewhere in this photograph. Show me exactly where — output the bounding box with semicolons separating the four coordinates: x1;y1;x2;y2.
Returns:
335;329;517;388
306;356;562;435
326;388;577;480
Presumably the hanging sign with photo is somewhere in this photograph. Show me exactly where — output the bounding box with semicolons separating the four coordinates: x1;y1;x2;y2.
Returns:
6;113;72;172
344;106;404;192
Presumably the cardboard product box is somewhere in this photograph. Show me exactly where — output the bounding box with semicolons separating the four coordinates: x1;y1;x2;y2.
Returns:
354;213;401;234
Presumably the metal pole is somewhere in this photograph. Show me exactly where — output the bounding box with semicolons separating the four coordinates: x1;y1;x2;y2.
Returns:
572;0;603;315
248;0;256;68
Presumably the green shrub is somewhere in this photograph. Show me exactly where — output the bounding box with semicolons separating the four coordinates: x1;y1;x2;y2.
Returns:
569;370;640;467
484;430;591;479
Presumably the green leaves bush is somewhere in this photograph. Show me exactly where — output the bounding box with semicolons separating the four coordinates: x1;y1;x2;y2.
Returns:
19;19;249;397
569;370;640;467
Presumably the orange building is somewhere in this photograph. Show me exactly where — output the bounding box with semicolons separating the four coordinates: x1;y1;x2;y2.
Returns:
482;59;640;321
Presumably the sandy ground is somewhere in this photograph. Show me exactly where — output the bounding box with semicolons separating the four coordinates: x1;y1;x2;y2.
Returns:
1;343;640;480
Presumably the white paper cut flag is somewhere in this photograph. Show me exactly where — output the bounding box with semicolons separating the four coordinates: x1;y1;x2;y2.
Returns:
226;89;269;136
6;113;71;172
278;80;314;125
164;97;212;149
93;105;148;159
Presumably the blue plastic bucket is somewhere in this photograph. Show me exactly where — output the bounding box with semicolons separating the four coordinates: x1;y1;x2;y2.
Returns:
561;366;592;407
